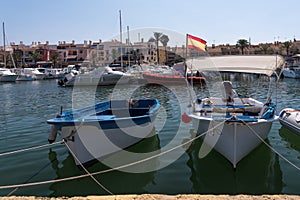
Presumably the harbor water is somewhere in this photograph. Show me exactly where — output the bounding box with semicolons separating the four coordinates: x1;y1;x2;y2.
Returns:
0;76;300;197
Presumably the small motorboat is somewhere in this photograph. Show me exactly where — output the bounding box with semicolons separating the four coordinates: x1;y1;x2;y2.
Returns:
47;99;160;166
185;55;284;168
279;108;300;135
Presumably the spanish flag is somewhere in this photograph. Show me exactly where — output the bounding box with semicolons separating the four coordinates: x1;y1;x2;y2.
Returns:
187;34;207;51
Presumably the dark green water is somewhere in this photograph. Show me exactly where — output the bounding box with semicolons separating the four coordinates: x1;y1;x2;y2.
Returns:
0;77;300;197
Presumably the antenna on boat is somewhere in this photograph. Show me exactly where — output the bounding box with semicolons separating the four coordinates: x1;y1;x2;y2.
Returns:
60;106;63;115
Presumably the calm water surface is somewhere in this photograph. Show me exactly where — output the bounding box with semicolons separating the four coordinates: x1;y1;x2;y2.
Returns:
0;77;300;197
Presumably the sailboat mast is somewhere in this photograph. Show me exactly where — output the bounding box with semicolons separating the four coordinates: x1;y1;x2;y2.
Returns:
119;10;123;68
127;25;130;67
3;22;6;68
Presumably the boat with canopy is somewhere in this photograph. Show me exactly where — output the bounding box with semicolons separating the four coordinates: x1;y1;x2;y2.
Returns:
185;55;284;168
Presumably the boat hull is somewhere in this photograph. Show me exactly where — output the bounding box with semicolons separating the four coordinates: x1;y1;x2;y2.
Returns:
63;74;131;86
32;74;46;80
282;69;300;78
279;108;300;135
191;116;275;168
47;99;160;165
58;119;155;165
143;72;205;85
188;95;277;168
0;74;18;82
16;75;35;81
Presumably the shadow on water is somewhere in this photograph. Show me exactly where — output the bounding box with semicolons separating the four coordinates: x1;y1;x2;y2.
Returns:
279;126;300;153
48;129;161;197
186;130;283;194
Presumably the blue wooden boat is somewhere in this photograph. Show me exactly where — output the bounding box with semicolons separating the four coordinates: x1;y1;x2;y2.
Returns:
47;99;160;166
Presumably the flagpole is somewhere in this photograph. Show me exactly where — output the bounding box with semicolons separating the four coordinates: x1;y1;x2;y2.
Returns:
185;34;188;78
185;34;194;108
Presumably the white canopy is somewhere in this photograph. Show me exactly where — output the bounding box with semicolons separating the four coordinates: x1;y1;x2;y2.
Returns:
186;55;284;76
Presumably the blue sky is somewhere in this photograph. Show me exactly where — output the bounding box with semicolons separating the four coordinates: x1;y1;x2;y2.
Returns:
1;0;299;46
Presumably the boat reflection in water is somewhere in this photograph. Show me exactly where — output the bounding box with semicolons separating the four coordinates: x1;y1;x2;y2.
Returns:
279;126;300;155
48;128;161;196
186;130;283;194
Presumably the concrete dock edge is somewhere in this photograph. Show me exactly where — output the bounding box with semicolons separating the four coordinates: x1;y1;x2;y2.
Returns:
1;194;300;200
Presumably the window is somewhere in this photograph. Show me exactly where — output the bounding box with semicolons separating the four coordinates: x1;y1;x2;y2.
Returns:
98;45;104;50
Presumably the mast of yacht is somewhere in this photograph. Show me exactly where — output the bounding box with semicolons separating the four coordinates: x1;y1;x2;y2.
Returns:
127;25;130;68
119;10;123;69
3;22;6;68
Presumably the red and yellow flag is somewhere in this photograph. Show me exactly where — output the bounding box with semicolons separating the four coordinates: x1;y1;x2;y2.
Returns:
187;34;207;51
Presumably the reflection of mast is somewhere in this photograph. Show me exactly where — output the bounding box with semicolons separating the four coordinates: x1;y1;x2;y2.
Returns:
119;10;123;67
3;22;6;68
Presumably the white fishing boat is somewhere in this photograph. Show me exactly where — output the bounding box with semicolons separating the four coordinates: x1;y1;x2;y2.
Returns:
186;55;284;168
279;108;300;135
47;99;160;166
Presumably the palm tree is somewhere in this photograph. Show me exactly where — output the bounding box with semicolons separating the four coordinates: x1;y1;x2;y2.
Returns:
160;34;169;64
236;39;249;55
149;32;163;64
282;41;292;56
50;52;60;68
30;51;43;66
260;43;270;54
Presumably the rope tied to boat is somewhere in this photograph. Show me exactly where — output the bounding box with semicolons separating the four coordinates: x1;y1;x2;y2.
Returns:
63;140;113;195
0;121;225;190
241;119;300;171
0;140;63;157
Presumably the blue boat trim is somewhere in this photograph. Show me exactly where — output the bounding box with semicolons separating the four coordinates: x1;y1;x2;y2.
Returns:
47;99;160;131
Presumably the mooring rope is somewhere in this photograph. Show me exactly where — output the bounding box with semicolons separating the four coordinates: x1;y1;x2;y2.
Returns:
7;149;68;196
3;114;299;192
0;121;225;190
0;140;62;157
243;119;300;171
63;140;113;195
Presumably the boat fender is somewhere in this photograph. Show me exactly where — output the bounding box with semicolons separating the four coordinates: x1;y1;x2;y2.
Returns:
48;125;58;144
182;112;192;123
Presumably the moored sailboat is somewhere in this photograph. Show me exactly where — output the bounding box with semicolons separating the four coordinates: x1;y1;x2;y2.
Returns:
0;22;18;82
